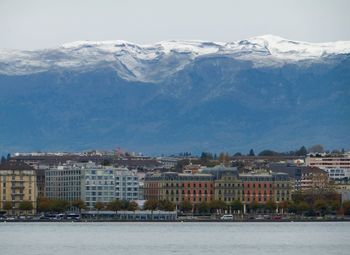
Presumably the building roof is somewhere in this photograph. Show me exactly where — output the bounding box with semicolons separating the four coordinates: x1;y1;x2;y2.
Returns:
0;161;35;171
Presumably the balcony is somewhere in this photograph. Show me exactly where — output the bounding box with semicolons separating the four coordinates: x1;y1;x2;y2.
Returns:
12;185;25;189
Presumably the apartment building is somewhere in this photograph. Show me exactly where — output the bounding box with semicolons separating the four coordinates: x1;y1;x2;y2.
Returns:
45;162;83;202
240;172;292;204
0;162;37;215
45;162;140;209
115;168;139;201
83;167;116;209
144;172;214;204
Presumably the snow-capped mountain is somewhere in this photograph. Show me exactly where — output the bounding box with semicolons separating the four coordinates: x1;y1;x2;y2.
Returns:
0;35;349;154
1;35;350;82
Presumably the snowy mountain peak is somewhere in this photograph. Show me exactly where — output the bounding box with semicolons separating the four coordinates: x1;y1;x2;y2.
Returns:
244;34;350;59
1;35;350;82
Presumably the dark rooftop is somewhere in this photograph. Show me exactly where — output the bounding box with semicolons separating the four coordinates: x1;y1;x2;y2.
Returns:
0;161;35;171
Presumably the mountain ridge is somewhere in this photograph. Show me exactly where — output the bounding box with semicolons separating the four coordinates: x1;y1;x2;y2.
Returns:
0;35;349;154
1;35;350;82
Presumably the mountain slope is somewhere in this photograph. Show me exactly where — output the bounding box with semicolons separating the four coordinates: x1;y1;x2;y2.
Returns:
0;36;349;154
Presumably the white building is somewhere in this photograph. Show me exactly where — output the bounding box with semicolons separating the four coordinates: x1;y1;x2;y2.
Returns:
115;168;139;201
83;166;116;209
45;162;140;210
305;153;350;180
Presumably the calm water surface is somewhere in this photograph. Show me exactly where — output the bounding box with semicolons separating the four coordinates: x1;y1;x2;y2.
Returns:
0;222;349;255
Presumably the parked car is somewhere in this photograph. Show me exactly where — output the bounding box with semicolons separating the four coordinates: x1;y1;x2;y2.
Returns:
255;215;265;220
66;213;80;221
220;214;234;220
272;215;282;221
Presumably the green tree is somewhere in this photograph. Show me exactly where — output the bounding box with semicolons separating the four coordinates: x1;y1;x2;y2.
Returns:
248;149;255;156
19;201;33;215
37;197;51;212
296;202;310;215
308;144;324;153
231;200;243;213
127;201;139;211
200;152;214;162
71;199;86;213
258;150;278;156
107;199;123;212
328;200;341;212
3;201;12;213
249;201;259;213
265;201;277;213
50;199;69;213
158;200;176;211
95;202;105;211
180;200;193;213
144;200;159;210
209;200;227;213
197;202;210;214
314;199;328;216
218;152;230;165
296;146;307;156
280;200;294;214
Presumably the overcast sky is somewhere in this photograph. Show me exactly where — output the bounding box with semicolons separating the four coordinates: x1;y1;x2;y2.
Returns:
1;0;349;50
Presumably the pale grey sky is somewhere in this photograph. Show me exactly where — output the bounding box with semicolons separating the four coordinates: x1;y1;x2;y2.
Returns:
1;0;349;50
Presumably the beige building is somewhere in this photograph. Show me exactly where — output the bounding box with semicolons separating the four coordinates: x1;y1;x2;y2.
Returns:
0;162;37;215
214;171;243;203
300;167;329;190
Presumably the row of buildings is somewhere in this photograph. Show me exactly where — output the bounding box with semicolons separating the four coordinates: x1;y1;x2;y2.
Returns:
0;161;142;215
0;151;349;215
143;165;323;206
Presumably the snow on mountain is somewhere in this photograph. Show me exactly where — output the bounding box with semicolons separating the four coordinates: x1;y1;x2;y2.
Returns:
1;35;350;82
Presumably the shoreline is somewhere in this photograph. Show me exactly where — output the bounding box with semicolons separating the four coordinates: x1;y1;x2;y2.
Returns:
2;219;350;223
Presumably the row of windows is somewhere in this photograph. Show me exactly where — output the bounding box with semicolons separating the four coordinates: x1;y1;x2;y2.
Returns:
163;183;213;188
86;181;115;185
165;189;213;195
217;183;241;187
244;197;290;202
85;192;115;197
116;192;139;197
218;190;241;195
166;196;210;202
116;187;138;191
86;186;115;191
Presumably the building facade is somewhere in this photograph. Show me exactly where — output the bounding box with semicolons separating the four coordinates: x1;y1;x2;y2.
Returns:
200;165;243;203
144;172;214;204
0;162;37;215
83;167;116;209
115;168;139;201
214;171;243;203
45;162;140;210
240;172;292;204
300;167;329;190
305;154;350;180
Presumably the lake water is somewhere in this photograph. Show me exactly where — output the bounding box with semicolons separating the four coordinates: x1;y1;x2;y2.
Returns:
0;222;349;255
